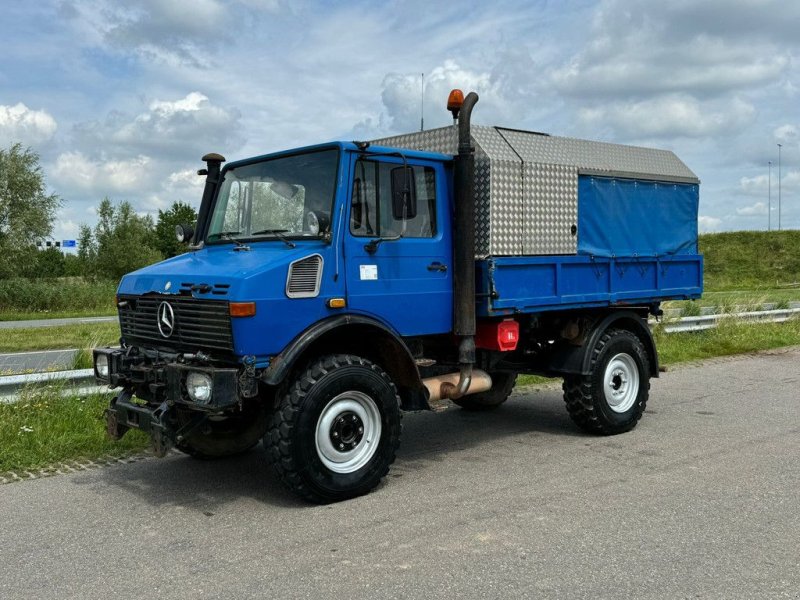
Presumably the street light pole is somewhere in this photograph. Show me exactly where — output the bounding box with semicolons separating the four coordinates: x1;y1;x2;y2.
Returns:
777;143;782;231
768;161;772;231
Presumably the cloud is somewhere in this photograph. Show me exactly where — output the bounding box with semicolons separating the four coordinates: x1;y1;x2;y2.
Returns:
774;124;798;144
51;151;151;194
0;103;57;147
698;215;722;231
579;95;755;139
553;0;795;100
73;92;242;161
736;201;768;217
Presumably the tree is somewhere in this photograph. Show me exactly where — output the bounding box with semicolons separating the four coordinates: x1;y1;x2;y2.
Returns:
155;201;197;258
33;246;66;278
0;144;61;278
86;198;162;280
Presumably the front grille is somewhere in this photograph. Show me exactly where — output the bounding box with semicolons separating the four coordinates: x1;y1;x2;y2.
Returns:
118;295;233;353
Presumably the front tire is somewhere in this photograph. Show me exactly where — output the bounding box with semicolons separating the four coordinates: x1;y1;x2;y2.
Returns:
175;398;271;459
562;328;650;435
264;354;402;503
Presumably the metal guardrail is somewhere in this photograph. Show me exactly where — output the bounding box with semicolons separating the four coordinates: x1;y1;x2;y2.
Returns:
658;308;800;333
0;369;108;404
1;308;799;403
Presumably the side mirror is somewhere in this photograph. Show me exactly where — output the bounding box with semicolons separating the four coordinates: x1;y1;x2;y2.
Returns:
175;223;195;244
390;166;417;220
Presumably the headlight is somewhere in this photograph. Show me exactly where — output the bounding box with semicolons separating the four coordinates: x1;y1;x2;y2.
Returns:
95;354;109;379
186;371;213;404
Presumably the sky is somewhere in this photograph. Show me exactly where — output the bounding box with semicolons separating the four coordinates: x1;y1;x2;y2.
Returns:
1;0;798;243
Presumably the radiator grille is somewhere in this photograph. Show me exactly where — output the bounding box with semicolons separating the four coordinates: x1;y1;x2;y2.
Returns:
286;254;323;298
118;295;233;353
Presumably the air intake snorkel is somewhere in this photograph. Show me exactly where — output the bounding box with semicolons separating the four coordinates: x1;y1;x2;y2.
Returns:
193;152;226;245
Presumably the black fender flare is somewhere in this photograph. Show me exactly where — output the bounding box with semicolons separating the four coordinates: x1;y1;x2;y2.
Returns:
546;310;659;378
260;314;429;411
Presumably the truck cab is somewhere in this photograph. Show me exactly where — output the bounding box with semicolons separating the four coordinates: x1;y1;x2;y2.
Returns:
95;91;702;502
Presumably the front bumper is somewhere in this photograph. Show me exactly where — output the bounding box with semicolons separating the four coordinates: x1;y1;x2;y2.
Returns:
93;347;241;410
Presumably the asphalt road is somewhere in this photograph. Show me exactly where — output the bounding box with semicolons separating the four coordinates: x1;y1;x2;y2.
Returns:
0;349;77;373
1;349;798;599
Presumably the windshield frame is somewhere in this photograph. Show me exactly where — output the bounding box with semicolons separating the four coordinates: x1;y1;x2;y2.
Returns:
204;146;341;246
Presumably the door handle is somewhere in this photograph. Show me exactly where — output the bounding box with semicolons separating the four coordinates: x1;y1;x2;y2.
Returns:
427;262;448;272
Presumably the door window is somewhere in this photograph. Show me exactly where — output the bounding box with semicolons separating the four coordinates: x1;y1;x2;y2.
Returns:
350;160;437;238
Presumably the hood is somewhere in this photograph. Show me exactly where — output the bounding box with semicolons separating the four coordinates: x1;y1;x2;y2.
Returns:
117;241;328;300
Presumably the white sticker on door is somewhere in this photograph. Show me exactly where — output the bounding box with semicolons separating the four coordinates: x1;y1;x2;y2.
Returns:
360;265;378;280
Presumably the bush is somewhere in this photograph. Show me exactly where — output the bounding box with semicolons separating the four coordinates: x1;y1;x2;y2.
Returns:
0;278;117;314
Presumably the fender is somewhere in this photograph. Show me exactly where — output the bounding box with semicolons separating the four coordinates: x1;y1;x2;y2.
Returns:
260;314;429;410
546;310;659;378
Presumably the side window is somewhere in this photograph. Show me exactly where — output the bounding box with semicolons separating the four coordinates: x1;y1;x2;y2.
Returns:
351;160;436;238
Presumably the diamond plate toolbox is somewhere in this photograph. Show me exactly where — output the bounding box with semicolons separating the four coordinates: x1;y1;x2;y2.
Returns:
373;125;698;258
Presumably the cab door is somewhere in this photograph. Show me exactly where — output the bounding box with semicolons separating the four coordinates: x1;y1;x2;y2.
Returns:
344;155;452;336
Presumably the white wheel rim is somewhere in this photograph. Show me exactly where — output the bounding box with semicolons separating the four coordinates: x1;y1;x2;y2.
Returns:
603;353;639;413
315;391;382;474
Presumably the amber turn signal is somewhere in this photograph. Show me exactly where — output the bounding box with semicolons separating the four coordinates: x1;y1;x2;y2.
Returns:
229;302;256;317
327;298;346;309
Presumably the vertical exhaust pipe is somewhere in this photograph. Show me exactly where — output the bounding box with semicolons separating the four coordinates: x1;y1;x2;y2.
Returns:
450;90;479;398
194;153;226;244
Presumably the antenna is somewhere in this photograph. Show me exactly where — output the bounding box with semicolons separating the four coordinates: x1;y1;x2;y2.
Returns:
420;73;424;131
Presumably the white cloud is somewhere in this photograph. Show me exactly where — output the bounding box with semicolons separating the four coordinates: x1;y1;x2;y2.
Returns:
554;0;795;99
774;124;798;144
698;215;722;231
74;92;242;161
736;201;768;217
579;95;754;139
51;151;151;194
0;103;57;146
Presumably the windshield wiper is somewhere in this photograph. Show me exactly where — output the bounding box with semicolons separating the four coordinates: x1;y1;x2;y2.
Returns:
251;229;296;248
209;231;249;249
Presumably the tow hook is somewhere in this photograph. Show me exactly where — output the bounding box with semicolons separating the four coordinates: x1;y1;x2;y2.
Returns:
150;401;173;458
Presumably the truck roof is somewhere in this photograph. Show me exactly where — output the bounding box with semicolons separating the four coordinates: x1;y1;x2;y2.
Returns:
373;125;699;185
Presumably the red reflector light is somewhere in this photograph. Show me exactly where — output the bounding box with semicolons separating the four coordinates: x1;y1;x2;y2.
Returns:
475;319;519;352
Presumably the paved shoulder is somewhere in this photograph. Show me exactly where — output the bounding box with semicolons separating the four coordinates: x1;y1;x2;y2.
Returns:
1;348;798;599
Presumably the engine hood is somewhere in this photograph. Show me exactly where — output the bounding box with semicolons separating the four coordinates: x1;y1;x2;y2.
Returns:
117;241;329;300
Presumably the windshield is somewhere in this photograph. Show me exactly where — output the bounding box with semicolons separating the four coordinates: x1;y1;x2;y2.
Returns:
207;148;339;242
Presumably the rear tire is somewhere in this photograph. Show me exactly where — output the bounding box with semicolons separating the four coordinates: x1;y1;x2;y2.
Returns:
562;328;650;435
452;372;517;411
264;354;402;503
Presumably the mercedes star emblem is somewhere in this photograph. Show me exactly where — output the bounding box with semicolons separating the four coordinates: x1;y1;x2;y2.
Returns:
157;301;175;338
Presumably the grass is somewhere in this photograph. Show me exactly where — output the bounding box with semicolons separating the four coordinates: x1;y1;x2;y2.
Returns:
0;322;120;354
0;277;117;319
654;316;800;365
700;230;800;291
0;390;149;474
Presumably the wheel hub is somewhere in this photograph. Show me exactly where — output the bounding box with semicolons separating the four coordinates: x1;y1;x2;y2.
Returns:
329;411;364;451
315;391;382;474
603;353;640;414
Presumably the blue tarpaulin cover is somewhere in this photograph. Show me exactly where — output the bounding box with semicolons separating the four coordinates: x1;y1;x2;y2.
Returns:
577;176;699;258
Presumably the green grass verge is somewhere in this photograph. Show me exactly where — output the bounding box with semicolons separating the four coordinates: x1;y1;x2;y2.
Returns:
0;309;117;321
654;317;800;364
700;230;800;291
0;391;149;474
0;278;117;318
0;322;120;354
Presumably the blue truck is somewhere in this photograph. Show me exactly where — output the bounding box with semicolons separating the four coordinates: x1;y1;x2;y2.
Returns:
94;90;702;502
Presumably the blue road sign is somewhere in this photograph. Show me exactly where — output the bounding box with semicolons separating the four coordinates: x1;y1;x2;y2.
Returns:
62;240;77;248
